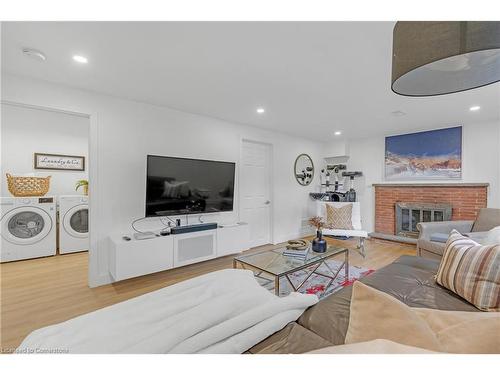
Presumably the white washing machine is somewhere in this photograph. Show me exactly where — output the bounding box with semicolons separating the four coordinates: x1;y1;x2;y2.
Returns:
59;195;89;254
0;196;57;262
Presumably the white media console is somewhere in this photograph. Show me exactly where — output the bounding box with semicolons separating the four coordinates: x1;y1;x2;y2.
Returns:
108;222;250;282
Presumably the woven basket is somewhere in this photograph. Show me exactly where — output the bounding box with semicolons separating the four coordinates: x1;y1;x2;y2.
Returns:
6;173;51;197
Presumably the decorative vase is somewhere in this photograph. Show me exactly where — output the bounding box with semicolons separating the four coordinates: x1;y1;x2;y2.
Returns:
312;230;327;253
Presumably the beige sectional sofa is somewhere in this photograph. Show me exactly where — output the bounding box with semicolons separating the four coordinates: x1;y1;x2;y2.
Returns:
248;255;480;353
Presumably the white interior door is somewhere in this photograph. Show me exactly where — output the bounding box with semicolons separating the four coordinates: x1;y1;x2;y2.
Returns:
240;140;272;248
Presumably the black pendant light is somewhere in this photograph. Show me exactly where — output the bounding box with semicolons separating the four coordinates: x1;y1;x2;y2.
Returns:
392;21;500;96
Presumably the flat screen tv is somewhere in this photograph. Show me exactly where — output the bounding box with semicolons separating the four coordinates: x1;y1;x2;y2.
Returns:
146;155;235;217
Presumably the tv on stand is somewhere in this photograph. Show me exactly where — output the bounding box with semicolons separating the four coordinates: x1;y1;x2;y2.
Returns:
145;155;235;218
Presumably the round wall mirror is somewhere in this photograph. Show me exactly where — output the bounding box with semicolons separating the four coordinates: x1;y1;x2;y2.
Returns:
294;154;314;186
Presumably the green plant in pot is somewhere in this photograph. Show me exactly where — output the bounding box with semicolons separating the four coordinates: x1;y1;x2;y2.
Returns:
309;216;327;253
75;179;89;195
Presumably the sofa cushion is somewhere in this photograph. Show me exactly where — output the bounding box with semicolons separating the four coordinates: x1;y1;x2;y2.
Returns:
436;230;500;312
345;282;442;351
246;322;331;354
430;233;449;243
391;254;442;272
364;256;478;311
308;339;436;354
414;308;500;354
465;231;489;244
471;208;500;232
485;226;500;245
298;281;352;345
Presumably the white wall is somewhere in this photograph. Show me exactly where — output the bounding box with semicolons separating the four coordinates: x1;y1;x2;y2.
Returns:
346;121;500;233
1;104;89;197
1;74;325;287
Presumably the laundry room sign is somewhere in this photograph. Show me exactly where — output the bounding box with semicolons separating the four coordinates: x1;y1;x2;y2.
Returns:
34;153;85;171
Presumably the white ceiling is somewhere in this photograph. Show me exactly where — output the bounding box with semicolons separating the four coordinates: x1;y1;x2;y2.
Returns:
2;21;499;141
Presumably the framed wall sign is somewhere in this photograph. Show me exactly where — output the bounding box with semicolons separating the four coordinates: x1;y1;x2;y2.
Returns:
34;153;85;171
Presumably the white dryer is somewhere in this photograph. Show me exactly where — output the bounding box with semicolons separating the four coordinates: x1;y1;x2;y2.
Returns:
0;196;57;262
59;195;89;254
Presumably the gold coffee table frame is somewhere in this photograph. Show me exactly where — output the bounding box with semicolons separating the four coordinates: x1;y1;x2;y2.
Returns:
233;246;349;297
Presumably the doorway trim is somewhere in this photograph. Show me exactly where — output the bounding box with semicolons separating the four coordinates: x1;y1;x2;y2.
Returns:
1;100;103;287
239;138;274;246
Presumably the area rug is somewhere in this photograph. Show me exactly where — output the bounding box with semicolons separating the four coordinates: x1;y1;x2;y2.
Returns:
257;260;374;299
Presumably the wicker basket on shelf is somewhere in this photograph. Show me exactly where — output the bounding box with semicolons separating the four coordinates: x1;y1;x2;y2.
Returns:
6;173;51;197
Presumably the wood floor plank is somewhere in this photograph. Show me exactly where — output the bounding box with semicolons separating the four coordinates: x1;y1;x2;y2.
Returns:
0;237;415;351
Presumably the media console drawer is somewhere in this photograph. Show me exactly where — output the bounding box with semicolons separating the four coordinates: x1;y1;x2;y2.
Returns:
217;223;249;257
109;235;174;282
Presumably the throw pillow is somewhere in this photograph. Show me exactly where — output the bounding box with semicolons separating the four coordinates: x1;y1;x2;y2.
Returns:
484;226;500;245
326;203;353;230
436;230;499;312
345;282;500;353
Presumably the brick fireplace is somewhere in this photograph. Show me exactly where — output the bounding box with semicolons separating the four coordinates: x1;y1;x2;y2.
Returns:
373;183;489;237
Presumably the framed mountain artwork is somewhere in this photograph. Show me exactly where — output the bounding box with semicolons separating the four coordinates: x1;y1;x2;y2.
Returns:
385;126;462;180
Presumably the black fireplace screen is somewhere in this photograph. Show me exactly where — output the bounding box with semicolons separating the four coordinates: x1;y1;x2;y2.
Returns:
395;202;452;238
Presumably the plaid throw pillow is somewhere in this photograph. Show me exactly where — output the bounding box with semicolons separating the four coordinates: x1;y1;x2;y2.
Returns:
436;230;500;312
326;203;354;230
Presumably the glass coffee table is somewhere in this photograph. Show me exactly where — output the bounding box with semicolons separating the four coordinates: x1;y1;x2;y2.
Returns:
233;245;349;297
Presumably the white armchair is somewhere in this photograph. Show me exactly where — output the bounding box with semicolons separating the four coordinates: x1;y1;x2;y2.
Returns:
317;201;368;257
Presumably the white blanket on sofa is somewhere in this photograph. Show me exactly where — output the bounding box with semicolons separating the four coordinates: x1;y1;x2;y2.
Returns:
17;269;318;354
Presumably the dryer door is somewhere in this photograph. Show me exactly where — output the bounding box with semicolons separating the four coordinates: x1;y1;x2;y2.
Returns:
63;205;89;238
1;207;53;245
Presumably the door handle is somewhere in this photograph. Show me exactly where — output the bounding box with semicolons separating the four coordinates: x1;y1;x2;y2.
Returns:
264;200;271;205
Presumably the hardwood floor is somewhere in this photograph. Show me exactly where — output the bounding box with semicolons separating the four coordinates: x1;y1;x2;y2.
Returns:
0;237;415;351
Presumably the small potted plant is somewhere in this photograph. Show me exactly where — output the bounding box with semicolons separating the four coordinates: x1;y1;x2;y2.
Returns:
75;179;89;196
309;216;327;253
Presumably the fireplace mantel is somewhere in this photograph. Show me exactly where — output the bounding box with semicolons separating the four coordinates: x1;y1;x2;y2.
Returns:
372;183;489;188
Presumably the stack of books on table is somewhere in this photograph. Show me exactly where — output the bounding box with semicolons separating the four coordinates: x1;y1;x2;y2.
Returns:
283;246;310;260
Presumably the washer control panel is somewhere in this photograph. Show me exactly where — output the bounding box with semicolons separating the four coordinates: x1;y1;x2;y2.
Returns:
38;197;54;204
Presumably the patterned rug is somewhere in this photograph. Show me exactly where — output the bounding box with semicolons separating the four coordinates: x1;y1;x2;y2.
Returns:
257;259;374;299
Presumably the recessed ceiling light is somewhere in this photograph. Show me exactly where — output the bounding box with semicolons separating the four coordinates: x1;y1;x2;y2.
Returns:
256;107;265;114
469;105;481;111
73;55;88;64
22;48;46;61
334;131;342;136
